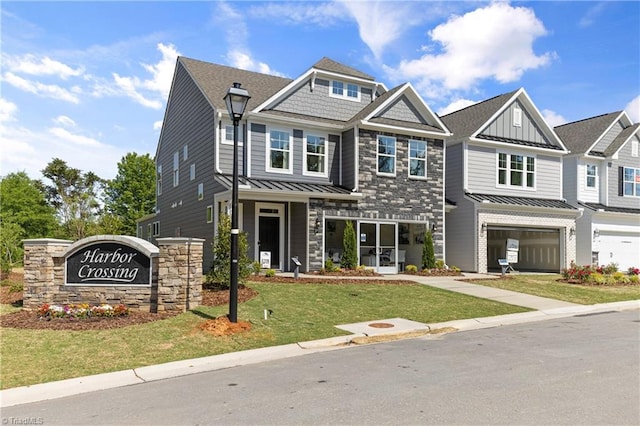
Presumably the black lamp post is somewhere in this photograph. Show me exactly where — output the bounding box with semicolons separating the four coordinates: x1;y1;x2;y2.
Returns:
223;82;250;323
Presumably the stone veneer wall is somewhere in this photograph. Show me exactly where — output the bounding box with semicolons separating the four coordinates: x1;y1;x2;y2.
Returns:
22;237;204;312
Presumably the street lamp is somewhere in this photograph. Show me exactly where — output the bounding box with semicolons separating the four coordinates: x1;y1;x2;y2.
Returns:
223;82;250;323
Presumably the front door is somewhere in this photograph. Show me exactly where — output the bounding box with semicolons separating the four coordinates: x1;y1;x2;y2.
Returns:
255;203;284;270
359;221;397;274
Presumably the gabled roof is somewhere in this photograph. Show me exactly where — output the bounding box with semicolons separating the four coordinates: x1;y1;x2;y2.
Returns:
603;123;640;157
466;193;577;210
178;57;292;113
553;111;622;155
441;90;517;139
441;88;567;152
312;57;375;81
347;83;451;136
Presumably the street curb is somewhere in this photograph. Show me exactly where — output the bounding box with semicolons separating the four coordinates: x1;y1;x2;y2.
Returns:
1;299;638;408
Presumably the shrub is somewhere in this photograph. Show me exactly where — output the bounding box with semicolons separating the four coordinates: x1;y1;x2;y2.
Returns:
629;274;639;284
586;272;606;285
628;267;639;276
341;221;358;269
324;258;338;272
251;261;262;276
435;259;446;270
207;214;252;288
37;303;128;319
422;231;436;270
602;262;619;275
405;264;418;274
265;269;276;278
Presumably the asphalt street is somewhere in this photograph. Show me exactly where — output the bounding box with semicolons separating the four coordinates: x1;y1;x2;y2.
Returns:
2;309;638;425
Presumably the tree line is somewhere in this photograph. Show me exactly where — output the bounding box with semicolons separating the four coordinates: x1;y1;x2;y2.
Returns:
0;153;156;275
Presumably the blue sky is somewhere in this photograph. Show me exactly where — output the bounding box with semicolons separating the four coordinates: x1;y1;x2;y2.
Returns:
2;1;639;181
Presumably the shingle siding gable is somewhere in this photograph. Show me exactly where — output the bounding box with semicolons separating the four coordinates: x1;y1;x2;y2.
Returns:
378;95;426;125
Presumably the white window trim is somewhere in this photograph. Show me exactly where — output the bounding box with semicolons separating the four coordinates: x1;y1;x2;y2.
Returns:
377;135;397;177
408;139;428;180
585;163;597;190
266;127;293;174
206;205;213;223
303;133;328;177
173;152;179;187
632;139;639;157
329;80;361;102
623;167;640;197
221;122;244;146
152;221;160;237
496;151;536;190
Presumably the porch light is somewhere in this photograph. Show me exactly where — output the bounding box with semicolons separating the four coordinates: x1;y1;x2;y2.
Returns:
593;228;600;240
315;217;321;234
481;223;488;234
569;226;576;238
223;82;250;324
431;222;437;233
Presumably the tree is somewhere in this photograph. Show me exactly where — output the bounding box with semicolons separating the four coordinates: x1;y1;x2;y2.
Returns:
0;222;23;278
207;214;251;287
422;230;436;270
41;158;103;240
104;153;156;235
341;220;358;269
0;171;57;239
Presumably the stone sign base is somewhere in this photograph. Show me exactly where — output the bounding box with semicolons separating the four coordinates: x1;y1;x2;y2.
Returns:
22;236;204;313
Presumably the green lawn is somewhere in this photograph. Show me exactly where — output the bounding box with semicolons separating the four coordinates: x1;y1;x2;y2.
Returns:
467;274;640;304
1;281;528;390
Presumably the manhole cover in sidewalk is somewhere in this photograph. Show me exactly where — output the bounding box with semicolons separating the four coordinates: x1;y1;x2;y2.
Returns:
368;322;394;328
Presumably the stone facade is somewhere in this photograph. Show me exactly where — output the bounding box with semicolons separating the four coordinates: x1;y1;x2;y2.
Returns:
22;237;204;312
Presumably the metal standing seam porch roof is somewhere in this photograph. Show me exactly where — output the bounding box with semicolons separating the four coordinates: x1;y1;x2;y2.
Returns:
466;193;577;210
215;174;357;197
578;202;640;215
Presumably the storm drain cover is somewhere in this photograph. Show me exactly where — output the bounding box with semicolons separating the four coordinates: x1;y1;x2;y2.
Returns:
368;322;394;328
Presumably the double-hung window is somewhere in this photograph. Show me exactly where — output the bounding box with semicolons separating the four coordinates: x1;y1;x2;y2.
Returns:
268;129;292;173
305;135;326;175
409;140;427;178
224;124;244;144
586;164;597;188
377;135;396;176
330;80;360;101
498;152;535;188
623;167;640;196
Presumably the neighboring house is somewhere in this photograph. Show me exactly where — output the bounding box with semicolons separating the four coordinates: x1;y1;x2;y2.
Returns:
441;88;579;273
139;56;451;273
555;111;640;270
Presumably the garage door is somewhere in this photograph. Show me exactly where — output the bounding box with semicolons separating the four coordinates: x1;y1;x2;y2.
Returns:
595;232;640;270
487;227;560;272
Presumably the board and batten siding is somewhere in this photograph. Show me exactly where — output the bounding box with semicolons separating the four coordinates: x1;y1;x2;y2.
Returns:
341;128;356;190
248;122;341;184
289;202;309;272
466;144;562;199
607;140;640;209
156;62;216;248
481;100;547;145
272;78;374;122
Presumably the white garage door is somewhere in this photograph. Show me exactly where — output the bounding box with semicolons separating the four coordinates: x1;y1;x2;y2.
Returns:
596;232;640;270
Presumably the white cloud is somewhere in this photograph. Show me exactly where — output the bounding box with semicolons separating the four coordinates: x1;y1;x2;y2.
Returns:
579;2;607;28
108;42;179;109
625;95;640;123
226;50;286;77
541;109;567;127
53;115;76;128
385;3;555;99
48;127;103;147
249;2;346;26
2;71;81;103
438;98;477;116
3;54;85;79
153;120;163;131
0;98;18;122
338;1;423;59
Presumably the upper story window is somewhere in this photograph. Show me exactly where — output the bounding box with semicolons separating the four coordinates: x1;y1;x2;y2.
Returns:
190;164;196;181
206;205;213;223
586;164;597;188
498;152;535;188
632;140;639;157
197;183;203;200
152;221;160;237
330;80;360;101
173;152;179;187
377;135;396;176
267;129;292;173
223;124;244;145
304;135;327;176
409;140;427;178
183;145;188;161
157;165;162;195
623;167;640;197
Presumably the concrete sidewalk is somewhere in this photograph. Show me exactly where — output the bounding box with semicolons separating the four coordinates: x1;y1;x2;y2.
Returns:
1;272;638;408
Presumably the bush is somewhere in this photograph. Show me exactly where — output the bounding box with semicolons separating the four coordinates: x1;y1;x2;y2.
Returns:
628;267;639;276
435;259;446;270
422;231;436;269
324;258;338;272
341;221;358;269
264;269;276;278
207;214;252;288
251;261;262;276
405;264;418;274
602;263;619;275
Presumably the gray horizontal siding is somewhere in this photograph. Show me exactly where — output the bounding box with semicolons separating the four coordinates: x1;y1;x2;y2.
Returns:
607;140;640;208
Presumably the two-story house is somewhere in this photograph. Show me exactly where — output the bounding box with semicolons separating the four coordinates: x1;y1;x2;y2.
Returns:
441;88;579;273
140;57;451;273
555;111;640;270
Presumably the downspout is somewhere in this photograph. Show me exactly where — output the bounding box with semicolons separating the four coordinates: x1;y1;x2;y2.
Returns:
353;125;359;192
215;110;223;174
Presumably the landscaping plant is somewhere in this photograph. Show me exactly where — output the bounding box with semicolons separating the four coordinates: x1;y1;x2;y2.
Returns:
340;220;358;269
207;214;252;287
